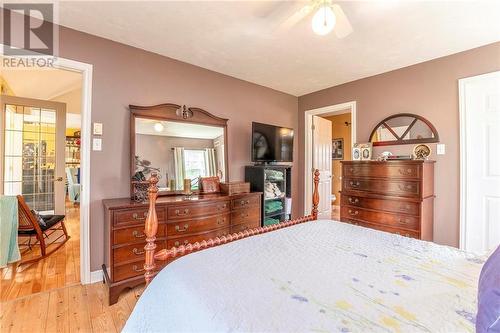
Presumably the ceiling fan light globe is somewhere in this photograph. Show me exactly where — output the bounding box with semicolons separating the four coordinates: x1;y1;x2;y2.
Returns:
312;5;336;36
154;122;164;132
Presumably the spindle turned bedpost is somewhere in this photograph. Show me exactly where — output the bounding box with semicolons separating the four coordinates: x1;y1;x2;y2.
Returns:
143;172;159;286
312;169;320;220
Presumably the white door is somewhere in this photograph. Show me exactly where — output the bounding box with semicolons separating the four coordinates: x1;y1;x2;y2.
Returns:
0;95;66;215
312;116;332;219
460;71;500;254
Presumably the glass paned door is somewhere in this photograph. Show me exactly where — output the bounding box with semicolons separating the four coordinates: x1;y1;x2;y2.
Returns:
1;96;66;214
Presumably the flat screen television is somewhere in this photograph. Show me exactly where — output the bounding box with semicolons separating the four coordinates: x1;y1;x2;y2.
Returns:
252;122;294;162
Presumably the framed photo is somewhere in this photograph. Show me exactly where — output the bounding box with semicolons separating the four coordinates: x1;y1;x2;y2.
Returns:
332;138;344;160
352;143;361;161
361;143;373;161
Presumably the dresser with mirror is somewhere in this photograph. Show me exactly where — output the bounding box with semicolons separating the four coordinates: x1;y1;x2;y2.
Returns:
102;103;261;304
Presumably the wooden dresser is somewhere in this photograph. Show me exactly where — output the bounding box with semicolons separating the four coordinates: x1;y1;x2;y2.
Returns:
103;192;261;304
340;160;434;240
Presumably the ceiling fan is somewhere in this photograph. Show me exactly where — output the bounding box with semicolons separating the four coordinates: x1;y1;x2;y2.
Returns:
256;0;353;37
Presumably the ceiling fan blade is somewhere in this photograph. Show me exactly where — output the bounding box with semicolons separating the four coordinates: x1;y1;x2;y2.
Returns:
332;4;353;38
274;3;315;32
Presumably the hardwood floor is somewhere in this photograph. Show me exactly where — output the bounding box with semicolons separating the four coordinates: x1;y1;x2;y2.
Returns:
1;200;80;302
1;200;140;332
0;282;142;333
331;205;340;220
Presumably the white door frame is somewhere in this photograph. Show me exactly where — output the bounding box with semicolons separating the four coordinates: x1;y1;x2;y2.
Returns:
1;48;93;284
304;101;357;215
458;70;500;251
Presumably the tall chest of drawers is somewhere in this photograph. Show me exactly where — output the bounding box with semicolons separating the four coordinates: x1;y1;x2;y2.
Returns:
340;160;434;240
103;192;261;304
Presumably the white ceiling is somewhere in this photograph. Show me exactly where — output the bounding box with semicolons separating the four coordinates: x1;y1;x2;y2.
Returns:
55;1;500;96
0;63;82;100
136;118;224;139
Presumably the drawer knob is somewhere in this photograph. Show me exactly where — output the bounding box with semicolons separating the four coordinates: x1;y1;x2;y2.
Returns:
218;204;227;210
132;212;147;220
241;212;249;218
174;240;189;247
398;218;409;224
398;168;414;176
132;247;145;255
240;200;250;205
348;209;359;216
132;265;144;273
348;197;359;204
175;209;190;216
132;230;146;238
349;180;360;187
398;184;414;191
175;224;189;232
405;233;410;237
217;218;226;225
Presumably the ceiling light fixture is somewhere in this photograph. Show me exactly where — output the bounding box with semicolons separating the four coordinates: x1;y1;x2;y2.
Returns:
311;4;336;36
154;122;164;132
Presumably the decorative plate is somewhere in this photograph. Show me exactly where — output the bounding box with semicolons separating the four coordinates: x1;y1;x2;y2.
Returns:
413;144;432;160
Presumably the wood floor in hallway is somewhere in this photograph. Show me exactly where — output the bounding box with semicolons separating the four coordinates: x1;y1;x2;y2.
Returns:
1;201;80;302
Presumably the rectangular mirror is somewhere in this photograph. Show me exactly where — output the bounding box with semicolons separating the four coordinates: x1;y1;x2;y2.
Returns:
130;104;228;198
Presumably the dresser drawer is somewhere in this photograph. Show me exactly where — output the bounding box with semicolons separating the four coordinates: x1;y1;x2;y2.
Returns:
230;220;260;234
341;206;419;230
231;195;260;210
166;228;230;248
114;208;166;226
341;195;420;216
344;178;420;197
167;201;230;220
113;224;166;245
166;213;230;237
113;240;166;264
344;163;421;180
113;259;167;282
231;207;260;225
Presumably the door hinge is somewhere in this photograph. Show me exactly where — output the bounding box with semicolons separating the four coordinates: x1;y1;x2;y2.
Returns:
311;124;315;131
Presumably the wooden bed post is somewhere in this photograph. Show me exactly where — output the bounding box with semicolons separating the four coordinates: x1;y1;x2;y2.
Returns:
143;172;159;286
312;169;320;220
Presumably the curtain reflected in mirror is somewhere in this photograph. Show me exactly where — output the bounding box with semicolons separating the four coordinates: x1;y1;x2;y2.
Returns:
134;118;226;192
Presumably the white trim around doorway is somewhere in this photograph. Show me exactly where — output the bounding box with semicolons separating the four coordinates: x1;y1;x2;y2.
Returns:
304;101;357;215
1;49;93;284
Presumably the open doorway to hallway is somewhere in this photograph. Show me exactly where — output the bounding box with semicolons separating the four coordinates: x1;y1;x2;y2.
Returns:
0;66;83;301
304;101;356;220
322;112;352;220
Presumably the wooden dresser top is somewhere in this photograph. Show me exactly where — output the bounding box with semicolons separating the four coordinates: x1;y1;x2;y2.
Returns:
103;192;262;210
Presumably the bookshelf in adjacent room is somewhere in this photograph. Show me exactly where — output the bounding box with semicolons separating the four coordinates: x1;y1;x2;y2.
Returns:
245;165;292;226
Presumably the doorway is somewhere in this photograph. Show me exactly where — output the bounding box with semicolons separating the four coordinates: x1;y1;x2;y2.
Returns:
304;101;356;218
0;62;89;300
459;71;500;254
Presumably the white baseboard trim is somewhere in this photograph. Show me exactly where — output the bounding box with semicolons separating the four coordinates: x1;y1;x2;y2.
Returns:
89;270;103;284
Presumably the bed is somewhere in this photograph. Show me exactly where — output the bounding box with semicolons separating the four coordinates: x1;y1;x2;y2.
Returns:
123;171;499;332
124;219;484;332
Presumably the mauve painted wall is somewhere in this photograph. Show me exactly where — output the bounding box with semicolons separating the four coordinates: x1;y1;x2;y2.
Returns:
298;42;500;247
55;27;298;271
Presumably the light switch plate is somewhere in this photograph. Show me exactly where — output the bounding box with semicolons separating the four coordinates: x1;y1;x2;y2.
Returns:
436;144;445;155
93;122;103;135
92;138;102;151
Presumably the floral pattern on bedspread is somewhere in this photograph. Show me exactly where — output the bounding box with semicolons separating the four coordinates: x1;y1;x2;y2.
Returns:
124;220;484;333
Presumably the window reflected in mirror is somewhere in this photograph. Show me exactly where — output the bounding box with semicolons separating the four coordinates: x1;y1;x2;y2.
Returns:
134;118;225;192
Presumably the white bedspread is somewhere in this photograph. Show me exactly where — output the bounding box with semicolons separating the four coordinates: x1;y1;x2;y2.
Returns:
123;220;483;333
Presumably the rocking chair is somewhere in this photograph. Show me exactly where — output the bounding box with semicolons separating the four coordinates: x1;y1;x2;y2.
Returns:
16;195;70;263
